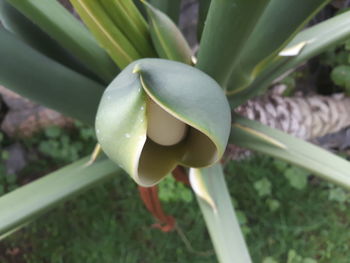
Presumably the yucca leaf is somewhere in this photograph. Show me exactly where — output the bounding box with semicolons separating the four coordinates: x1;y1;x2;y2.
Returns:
255;9;350;90
70;0;141;69
143;1;192;64
5;0;118;82
230;10;350;107
190;164;252;263
0;29;103;125
0;156;121;237
98;0;156;58
119;0;149;32
231;115;350;189
196;0;270;86
226;0;329;94
0;0;100;82
149;0;182;24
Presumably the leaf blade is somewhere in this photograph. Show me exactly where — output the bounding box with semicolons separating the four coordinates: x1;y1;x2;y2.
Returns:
191;164;252;263
0;29;103;125
234;10;350;107
196;0;270;86
143;1;192;64
0;156;121;237
98;0;156;57
226;0;329;93
70;0;142;69
5;0;118;82
231;115;350;189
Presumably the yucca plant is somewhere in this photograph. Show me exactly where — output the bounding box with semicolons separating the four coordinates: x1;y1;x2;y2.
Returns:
1;0;350;261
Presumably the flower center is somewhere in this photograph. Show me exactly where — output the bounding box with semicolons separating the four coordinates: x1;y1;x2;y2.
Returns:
147;98;188;146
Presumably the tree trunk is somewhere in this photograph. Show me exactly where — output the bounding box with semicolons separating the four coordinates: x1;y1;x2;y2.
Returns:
227;93;350;160
235;93;350;140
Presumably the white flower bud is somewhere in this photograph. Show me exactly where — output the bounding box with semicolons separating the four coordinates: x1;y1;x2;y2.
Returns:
147;98;188;146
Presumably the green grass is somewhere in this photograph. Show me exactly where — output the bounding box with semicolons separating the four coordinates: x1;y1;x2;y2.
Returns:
0;126;350;263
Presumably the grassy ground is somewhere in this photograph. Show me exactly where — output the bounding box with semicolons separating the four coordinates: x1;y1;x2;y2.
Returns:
0;125;350;263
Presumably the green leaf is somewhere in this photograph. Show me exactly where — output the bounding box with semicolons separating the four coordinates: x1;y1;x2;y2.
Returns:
190;164;252;263
331;65;350;87
5;0;118;82
0;29;103;125
143;1;192;64
231;115;350;190
284;167;308;190
329;187;347;203
263;257;279;263
70;0;141;69
273;159;289;172
44;126;62;139
266;199;280;212
254;178;272;197
149;0;182;24
226;0;329;94
0;156;121;238
287;250;303;263
196;0;270;86
244;10;350;105
158;176;193;203
96;59;231;186
98;0;156;58
0;0;98;81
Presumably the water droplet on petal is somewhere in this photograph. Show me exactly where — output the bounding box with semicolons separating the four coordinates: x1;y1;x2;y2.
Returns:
125;133;131;138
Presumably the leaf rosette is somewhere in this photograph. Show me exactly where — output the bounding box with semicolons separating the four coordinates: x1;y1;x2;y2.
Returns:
95;58;231;186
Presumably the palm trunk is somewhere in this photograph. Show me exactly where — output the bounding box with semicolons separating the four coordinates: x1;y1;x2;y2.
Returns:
235;93;350;140
228;93;350;160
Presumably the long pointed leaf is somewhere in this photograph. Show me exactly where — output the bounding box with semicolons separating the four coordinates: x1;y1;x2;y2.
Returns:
0;156;121;237
231;115;350;189
0;0;98;81
5;0;118;82
0;29;103;125
99;0;156;57
259;9;350;87
190;164;252;263
227;0;329;94
143;1;192;64
196;0;270;86
70;0;141;69
230;10;350;107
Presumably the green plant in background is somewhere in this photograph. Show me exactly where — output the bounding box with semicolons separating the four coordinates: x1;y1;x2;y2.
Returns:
1;0;350;262
321;38;350;94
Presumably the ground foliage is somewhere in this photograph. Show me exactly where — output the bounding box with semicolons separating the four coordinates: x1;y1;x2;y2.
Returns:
0;125;350;262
